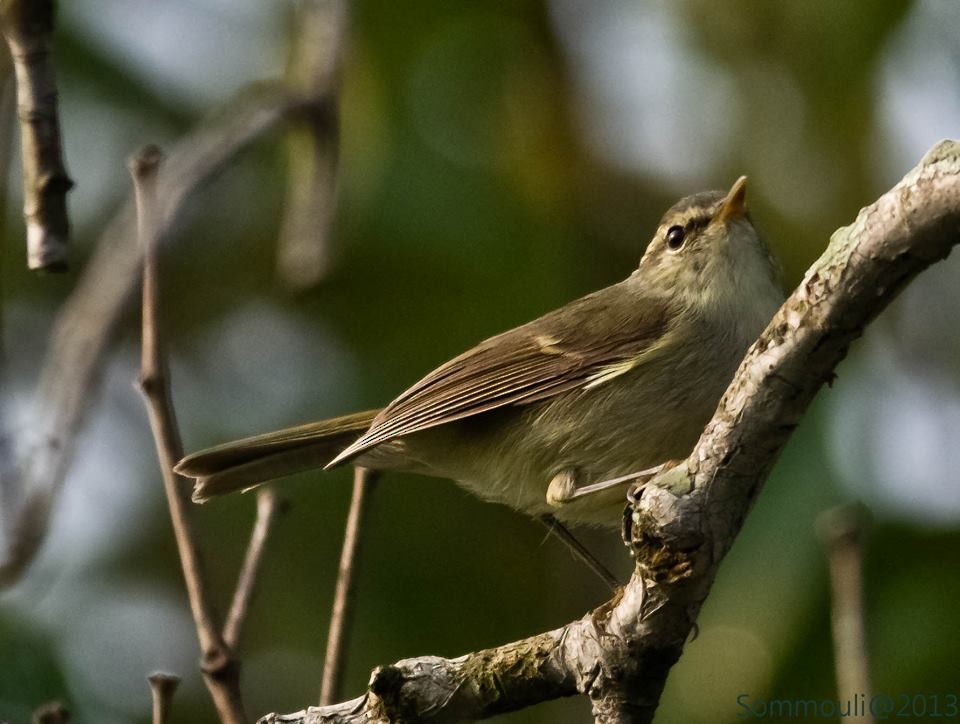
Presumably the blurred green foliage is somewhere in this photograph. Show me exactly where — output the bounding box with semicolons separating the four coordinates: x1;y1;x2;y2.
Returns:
1;1;958;723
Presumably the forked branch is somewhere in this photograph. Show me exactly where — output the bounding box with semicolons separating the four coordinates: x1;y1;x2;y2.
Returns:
0;83;296;590
131;145;247;724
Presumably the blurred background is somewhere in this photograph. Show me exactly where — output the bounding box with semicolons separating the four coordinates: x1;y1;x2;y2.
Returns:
1;1;958;722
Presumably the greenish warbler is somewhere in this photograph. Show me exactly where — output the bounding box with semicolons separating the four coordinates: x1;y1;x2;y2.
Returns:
176;177;783;529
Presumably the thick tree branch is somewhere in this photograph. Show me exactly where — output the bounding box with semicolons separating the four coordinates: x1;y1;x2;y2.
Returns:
0;0;73;271
585;138;960;722
0;83;296;589
261;626;584;724
260;141;960;723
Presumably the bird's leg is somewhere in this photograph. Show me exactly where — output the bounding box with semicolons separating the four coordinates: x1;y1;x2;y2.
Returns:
540;461;682;590
537;514;619;591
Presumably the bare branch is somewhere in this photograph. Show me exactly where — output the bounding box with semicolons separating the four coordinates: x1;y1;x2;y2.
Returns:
260;141;960;723
261;625;584;724
31;701;69;724
147;671;181;724
276;0;346;289
0;53;16;529
321;467;379;705
0;0;73;271
0;49;15;219
131;144;246;724
0;83;295;589
818;504;873;721
224;488;285;651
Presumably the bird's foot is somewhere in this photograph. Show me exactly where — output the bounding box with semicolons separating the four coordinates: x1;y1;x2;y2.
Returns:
547;461;680;507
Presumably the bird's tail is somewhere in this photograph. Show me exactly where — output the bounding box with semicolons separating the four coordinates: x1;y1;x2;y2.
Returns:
175;409;379;502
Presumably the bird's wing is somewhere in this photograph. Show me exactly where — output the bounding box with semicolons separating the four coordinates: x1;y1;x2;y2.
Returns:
327;281;671;467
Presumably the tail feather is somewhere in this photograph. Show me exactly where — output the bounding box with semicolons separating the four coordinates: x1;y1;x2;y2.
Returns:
175;409;379;502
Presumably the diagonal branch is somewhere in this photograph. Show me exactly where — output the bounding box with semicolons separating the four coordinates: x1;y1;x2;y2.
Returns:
224;488;285;652
0;0;73;271
0;82;297;589
258;141;960;724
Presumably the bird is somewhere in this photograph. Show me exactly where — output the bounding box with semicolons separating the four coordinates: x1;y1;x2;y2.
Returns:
176;177;783;538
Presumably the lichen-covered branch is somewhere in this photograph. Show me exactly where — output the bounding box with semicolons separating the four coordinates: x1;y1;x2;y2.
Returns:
589;140;960;722
261;626;583;724
0;0;73;271
260;141;960;724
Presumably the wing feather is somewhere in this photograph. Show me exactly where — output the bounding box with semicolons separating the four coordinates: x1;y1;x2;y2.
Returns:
327;280;669;467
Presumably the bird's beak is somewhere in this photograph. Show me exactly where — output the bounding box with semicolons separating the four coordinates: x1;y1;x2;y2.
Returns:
717;175;748;223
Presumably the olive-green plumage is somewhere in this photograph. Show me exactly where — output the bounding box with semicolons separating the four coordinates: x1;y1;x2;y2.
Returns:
176;178;783;528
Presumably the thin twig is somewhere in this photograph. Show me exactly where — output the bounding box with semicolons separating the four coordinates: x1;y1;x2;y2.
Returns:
0;83;295;590
0;58;14;514
130;144;247;724
147;671;181;724
818;504;873;722
320;467;379;705
0;51;15;235
0;0;73;271
276;0;346;289
224;488;285;651
31;701;69;724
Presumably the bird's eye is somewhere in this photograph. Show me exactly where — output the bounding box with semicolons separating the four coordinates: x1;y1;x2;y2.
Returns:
665;225;686;250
